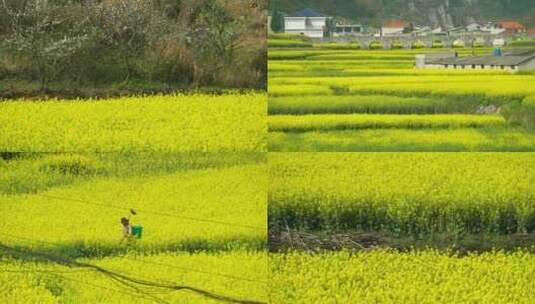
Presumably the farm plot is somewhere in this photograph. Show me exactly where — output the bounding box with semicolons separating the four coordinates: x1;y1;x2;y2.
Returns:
0;93;267;153
270;250;535;304
269;153;535;235
269;152;535;302
1;251;267;304
0;153;267;303
268;43;535;151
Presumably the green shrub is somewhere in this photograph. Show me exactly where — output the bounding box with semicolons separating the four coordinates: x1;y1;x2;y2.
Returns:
453;40;466;48
369;41;383;50
510;39;535;47
391;41;403;49
412;41;426;49
501;95;535;129
315;42;361;50
268;33;312;42
432;40;444;48
268;39;312;48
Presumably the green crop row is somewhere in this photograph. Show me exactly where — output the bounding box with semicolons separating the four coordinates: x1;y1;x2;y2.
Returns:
268;128;535;152
268;114;505;132
268;48;493;61
268;39;312;48
269;95;487;115
269;153;535;234
269;60;415;72
314;42;361;50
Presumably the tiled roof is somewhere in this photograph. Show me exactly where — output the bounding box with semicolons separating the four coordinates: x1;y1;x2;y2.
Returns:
497;21;525;30
383;20;408;28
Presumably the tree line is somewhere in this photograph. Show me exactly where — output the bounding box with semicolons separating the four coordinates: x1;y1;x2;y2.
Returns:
0;0;267;92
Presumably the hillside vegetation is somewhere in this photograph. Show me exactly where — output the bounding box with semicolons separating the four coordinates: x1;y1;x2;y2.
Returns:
0;0;267;97
270;0;535;27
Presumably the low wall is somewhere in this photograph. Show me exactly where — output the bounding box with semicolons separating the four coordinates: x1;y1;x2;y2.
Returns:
313;34;512;49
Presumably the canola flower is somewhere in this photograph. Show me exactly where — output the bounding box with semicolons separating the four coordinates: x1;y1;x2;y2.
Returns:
269;153;535;234
267;46;535;152
0;93;267;152
0;154;267;303
0;251;267;304
0;158;267;252
270;250;535;304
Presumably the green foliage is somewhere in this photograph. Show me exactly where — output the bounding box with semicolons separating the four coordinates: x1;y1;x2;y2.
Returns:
412;41;426;49
268;33;312;42
1;2;89;90
369;41;383;50
269;95;483;115
268;39;313;48
270;9;284;33
268;114;505;132
432;40;444;48
314;43;361;50
391;41;404;49
510;39;535;47
0;0;266;90
453;40;466;48
502;95;535;129
268;128;535;152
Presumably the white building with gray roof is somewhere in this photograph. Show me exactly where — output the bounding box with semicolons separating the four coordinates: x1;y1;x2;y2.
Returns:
416;49;535;72
284;8;331;38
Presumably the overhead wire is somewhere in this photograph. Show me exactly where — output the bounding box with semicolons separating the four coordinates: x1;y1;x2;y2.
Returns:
0;232;267;285
0;235;267;304
35;193;266;232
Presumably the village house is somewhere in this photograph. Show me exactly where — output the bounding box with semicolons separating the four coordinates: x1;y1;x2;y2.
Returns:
411;26;432;36
431;27;448;36
416;49;535;72
529;28;535;37
284;8;331;38
334;19;364;37
495;21;526;35
466;23;483;32
381;20;410;36
466;22;504;35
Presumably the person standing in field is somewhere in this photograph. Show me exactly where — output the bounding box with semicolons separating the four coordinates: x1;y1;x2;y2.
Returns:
120;217;133;243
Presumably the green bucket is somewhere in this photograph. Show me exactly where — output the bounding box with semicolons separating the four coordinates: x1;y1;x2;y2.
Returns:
131;225;143;239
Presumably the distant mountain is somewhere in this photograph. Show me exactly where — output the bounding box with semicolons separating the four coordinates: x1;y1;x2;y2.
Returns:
269;0;535;28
